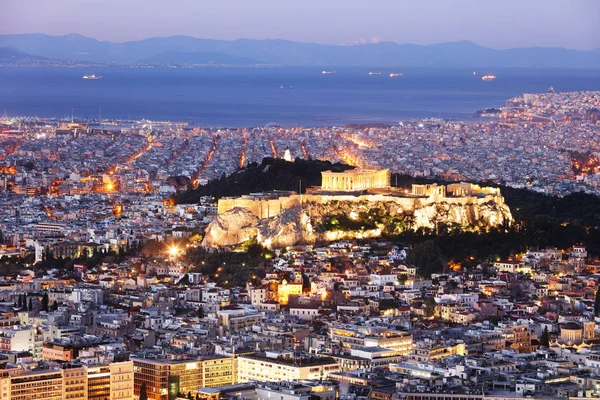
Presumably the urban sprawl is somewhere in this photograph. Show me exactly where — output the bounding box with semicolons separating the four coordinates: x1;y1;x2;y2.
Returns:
0;91;598;400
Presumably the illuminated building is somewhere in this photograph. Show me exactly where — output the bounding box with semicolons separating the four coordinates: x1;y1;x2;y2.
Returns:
213;172;511;239
411;341;467;362
132;356;236;400
320;169;390;192
411;183;446;197
0;369;65;400
0;361;130;400
329;328;413;355
332;347;405;371
87;364;111;400
237;352;340;383
64;365;88;400
202;357;237;388
276;280;303;305
446;182;500;197
88;361;134;400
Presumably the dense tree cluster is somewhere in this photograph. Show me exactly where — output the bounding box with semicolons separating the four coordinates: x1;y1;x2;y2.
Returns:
174;157;353;204
184;245;272;287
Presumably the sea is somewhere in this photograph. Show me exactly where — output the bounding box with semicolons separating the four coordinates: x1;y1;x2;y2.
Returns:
0;66;599;127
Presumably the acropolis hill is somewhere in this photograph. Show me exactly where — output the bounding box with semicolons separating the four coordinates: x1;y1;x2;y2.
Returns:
203;168;513;249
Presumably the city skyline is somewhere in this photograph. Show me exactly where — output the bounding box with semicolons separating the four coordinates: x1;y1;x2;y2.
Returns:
2;0;600;50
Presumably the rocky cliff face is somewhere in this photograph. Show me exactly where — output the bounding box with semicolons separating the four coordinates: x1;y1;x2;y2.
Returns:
202;207;260;247
202;197;513;249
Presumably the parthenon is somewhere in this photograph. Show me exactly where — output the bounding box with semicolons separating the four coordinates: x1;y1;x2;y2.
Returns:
321;169;391;192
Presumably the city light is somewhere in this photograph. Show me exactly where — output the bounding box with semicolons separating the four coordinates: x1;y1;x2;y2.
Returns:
168;246;180;257
1;9;598;400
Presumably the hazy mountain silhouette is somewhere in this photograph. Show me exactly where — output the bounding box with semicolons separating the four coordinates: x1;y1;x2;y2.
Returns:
0;33;599;67
0;47;47;61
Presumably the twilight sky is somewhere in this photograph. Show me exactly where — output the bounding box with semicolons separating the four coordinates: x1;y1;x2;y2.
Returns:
2;0;600;50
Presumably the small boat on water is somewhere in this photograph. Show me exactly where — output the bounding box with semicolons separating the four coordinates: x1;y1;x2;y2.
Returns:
321;71;336;75
83;74;102;80
389;73;403;78
481;75;496;81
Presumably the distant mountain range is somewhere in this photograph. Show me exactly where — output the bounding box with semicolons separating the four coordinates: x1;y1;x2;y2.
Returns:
0;47;46;61
0;33;599;67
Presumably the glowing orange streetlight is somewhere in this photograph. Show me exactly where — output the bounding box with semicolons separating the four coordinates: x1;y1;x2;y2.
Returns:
168;246;180;258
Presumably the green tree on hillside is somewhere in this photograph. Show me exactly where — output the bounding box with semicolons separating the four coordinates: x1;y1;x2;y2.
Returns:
408;240;447;278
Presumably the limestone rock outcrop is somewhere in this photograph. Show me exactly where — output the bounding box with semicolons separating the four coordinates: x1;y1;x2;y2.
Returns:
202;195;513;249
201;207;260;247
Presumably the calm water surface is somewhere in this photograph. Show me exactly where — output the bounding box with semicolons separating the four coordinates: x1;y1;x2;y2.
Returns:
0;67;599;127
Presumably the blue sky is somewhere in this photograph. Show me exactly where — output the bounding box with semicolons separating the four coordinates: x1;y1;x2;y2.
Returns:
2;0;599;50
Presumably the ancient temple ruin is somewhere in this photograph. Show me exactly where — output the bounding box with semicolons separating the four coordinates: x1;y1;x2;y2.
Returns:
320;169;391;192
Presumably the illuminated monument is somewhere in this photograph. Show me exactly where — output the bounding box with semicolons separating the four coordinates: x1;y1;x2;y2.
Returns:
206;167;513;249
321;169;391;191
217;168;392;217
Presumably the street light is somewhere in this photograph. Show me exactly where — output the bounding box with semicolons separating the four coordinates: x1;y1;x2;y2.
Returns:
168;246;179;258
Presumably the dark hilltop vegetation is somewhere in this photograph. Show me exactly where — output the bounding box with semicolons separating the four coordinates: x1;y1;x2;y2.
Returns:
173;157;354;203
175;158;600;266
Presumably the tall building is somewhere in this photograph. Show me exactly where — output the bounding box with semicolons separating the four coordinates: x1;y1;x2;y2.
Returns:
63;365;88;400
87;361;134;400
0;369;65;400
0;361;133;400
132;356;236;400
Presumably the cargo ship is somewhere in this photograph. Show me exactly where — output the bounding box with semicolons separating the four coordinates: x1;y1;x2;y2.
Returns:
481;75;496;81
83;74;102;80
389;73;403;78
